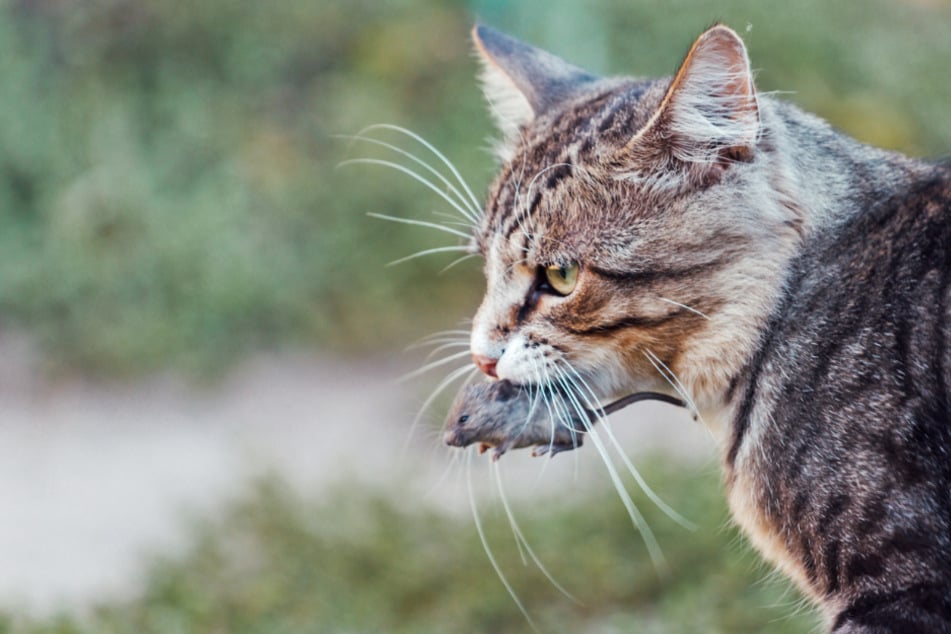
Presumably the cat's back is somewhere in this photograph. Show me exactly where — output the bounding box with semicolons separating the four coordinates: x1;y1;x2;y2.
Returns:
729;164;951;628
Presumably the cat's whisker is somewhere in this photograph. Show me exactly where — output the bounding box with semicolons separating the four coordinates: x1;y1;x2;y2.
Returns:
338;157;478;225
423;446;465;503
658;297;711;320
405;329;471;351
386;245;470;267
643;349;701;420
408;334;469;348
358;123;484;217
440;253;480;273
558;361;697;531
552;373;668;573
400;349;473;382
431;212;478;231
367;213;472;240
403;364;478;457
490;459;582;604
339;134;481;220
524;364;565;483
466;451;539;632
411;338;470;354
421;341;471;364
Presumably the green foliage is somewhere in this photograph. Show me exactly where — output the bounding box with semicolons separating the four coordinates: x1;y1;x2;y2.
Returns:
6;464;821;633
0;0;948;374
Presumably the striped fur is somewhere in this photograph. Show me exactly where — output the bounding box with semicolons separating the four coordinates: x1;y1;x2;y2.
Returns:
467;23;951;631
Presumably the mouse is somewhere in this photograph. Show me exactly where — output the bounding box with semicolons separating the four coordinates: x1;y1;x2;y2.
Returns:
443;379;685;461
443;379;584;460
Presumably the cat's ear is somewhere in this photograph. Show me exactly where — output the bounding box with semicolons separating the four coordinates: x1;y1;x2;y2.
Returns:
472;25;596;157
627;24;759;184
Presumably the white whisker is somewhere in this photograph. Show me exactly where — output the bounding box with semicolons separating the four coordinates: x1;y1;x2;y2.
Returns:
558;362;696;530
440;253;480;273
386;245;470;267
421;341;471;364
399;349;473;382
551;374;667;572
367;213;471;239
658;297;711;320
466;452;538;632
338;158;477;224
359;123;483;216
340;134;480;220
644;349;701;420
491;460;581;604
402;364;477;457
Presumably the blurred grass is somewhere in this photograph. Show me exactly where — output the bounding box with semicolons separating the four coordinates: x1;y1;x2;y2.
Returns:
0;0;948;375
3;462;821;633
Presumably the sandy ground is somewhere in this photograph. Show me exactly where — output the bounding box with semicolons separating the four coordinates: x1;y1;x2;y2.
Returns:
0;340;715;615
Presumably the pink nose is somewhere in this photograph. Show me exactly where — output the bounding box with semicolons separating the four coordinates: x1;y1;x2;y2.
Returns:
472;354;499;378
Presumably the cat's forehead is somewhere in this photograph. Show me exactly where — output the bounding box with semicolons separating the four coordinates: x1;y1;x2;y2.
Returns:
475;78;671;263
513;78;666;166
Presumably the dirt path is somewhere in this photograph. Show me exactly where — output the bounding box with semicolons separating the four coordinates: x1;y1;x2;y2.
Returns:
0;345;714;615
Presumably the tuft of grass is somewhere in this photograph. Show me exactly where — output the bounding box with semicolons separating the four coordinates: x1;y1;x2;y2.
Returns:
6;462;821;633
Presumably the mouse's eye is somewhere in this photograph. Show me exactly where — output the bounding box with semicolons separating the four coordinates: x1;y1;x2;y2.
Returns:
457;414;469;425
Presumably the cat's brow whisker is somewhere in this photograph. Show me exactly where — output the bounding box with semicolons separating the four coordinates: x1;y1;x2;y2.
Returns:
386;245;470;267
358;123;484;216
440;253;480;273
490;460;582;604
431;212;477;231
367;213;472;239
339;134;481;219
466;452;539;632
658;297;711;320
338;157;478;225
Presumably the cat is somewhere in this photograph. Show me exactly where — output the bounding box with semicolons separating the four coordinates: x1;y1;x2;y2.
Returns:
463;23;951;632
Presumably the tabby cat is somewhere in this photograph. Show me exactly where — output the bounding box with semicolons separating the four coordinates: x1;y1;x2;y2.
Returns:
463;23;951;632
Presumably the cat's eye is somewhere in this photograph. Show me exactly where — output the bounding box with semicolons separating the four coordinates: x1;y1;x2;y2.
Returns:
544;262;579;295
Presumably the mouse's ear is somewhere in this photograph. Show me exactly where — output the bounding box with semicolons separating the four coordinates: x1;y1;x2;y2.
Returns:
494;379;518;402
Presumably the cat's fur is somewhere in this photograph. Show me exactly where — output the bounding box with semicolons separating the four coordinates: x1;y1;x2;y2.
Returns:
465;23;951;631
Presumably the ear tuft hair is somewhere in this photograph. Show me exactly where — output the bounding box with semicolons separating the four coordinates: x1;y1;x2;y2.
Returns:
624;24;760;186
472;24;597;161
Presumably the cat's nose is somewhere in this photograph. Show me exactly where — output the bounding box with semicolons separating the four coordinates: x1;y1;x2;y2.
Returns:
472;354;499;378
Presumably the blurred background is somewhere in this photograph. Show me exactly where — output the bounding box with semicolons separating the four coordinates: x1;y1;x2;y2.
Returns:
0;0;949;632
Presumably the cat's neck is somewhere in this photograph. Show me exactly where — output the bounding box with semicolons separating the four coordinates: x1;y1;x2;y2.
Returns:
765;99;925;235
682;98;928;420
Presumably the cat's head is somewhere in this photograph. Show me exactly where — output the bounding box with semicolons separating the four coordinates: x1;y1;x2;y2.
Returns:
468;24;803;408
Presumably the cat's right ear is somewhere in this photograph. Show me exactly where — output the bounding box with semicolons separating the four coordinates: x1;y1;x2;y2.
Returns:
622;24;760;188
472;25;595;159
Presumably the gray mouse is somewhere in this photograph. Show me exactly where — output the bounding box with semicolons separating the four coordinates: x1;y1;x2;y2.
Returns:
443;379;584;460
443;379;685;461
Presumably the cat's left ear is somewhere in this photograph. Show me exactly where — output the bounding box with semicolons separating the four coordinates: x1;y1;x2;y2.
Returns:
626;24;760;183
472;25;596;158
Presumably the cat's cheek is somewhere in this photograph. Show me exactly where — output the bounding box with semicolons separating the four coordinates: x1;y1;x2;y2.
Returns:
494;334;543;384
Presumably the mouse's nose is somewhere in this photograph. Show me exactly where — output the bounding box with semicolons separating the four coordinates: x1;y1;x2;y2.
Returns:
472;354;498;378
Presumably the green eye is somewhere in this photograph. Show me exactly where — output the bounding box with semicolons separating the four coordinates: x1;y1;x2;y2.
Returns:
544;262;579;295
